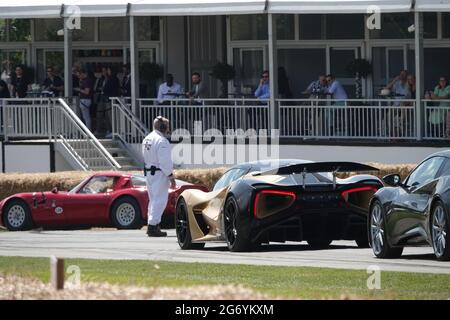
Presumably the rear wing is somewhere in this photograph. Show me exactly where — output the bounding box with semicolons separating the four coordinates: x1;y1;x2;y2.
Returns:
259;162;379;189
260;162;379;176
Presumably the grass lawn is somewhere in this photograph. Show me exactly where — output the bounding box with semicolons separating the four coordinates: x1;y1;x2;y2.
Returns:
0;256;449;299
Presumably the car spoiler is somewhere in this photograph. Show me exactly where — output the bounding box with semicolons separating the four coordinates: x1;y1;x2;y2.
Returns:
260;162;379;189
261;162;379;176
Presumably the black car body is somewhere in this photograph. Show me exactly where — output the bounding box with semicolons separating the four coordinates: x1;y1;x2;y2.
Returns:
369;150;450;261
176;159;382;251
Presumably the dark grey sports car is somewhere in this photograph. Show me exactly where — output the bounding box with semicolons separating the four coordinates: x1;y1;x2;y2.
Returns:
369;150;450;261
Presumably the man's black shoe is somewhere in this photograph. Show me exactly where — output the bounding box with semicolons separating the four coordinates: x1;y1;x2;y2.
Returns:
147;224;167;237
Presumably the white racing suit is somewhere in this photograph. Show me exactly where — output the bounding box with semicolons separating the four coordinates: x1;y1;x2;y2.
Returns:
142;130;174;226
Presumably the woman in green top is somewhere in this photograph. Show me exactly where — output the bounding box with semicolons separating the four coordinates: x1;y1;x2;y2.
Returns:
427;76;450;137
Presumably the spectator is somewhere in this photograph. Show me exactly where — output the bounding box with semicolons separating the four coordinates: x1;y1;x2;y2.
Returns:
102;67;120;138
407;74;416;99
278;67;293;99
10;65;31;98
427;76;450;137
42;66;64;97
303;75;328;99
385;70;411;105
74;69;94;131
121;64;131;98
1;60;11;92
254;70;270;100
72;63;81;97
94;67;108;136
325;74;348;105
157;74;182;105
187;72;208;101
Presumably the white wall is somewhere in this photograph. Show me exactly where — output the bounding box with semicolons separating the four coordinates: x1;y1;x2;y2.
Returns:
169;143;450;169
0;142;2;171
54;149;76;171
4;144;50;173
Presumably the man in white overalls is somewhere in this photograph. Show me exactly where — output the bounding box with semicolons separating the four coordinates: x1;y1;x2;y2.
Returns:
142;116;176;237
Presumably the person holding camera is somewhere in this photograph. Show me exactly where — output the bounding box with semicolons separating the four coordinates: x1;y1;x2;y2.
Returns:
142;116;176;237
255;70;270;100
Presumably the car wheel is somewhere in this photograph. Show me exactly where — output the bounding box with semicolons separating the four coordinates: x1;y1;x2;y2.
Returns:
431;201;450;261
111;196;142;229
370;200;403;259
224;196;253;252
175;198;205;250
3;199;33;231
307;239;332;249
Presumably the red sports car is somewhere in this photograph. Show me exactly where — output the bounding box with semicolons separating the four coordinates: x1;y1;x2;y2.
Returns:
0;172;207;231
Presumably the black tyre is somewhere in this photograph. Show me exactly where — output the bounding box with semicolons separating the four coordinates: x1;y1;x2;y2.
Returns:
110;196;142;229
369;200;403;258
430;201;450;261
175;198;205;250
3;199;34;231
307;239;332;249
224;196;253;252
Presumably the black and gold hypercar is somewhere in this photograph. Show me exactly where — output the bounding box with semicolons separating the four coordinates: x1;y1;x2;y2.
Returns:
175;159;381;252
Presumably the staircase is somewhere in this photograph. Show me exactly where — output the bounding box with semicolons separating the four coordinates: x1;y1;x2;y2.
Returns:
87;139;141;171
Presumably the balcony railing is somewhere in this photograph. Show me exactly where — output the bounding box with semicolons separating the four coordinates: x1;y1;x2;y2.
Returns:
424;100;450;140
278;99;417;140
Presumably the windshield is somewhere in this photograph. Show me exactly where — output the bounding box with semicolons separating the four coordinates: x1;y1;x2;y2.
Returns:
69;176;91;194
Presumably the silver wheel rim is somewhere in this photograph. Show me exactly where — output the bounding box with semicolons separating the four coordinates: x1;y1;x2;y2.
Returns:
371;204;385;255
116;203;136;227
432;205;447;258
7;205;26;228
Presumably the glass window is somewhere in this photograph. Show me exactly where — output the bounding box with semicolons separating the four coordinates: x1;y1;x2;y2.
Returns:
35;19;64;42
233;48;264;94
277;48;326;98
423;13;437;39
213;168;247;191
0;19;6;41
230;15;267;40
8;19;31;42
36;49;64;85
443;13;450;38
99;17;129;41
370;13;414;39
72;18;95;42
406;157;445;188
137;17;160;41
372;47;387;95
79;176;118;194
326;14;364;39
299;14;324;40
440;159;450;177
424;48;450;92
276;14;294;40
0;50;26;70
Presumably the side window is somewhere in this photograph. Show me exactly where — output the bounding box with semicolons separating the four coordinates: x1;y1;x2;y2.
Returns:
439;159;450;178
213;168;247;191
79;176;117;194
406;157;445;188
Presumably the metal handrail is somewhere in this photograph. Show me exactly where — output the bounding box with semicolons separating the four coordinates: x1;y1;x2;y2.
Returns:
111;97;149;136
55;98;121;170
111;97;149;164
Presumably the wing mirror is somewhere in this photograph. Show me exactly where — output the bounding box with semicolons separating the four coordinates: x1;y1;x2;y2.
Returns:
51;187;59;194
382;174;402;187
